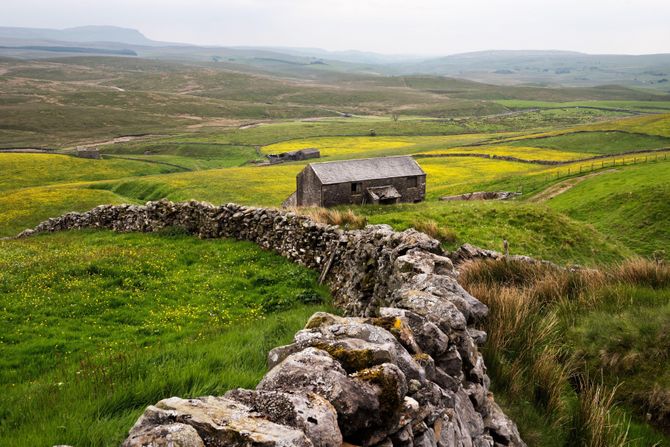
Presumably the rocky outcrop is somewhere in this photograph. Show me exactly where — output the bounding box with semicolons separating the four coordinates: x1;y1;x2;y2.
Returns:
17;200;525;447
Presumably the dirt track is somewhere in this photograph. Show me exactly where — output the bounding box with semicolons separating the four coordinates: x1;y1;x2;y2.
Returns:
529;169;618;202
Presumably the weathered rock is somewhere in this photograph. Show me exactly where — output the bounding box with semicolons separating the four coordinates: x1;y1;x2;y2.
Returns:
414;426;438;447
258;348;407;444
380;308;451;360
224;389;342;447
468;329;487;346
436;346;464;379
124;396;312;447
268;317;425;382
401;274;489;324
392;289;467;333
454;389;485;440
123;423;205;447
394;249;456;277
483;397;525;447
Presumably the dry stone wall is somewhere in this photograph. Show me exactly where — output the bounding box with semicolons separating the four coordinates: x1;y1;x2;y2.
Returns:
17;200;525;447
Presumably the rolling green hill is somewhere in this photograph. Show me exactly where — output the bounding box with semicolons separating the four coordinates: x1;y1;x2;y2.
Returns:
547;162;670;257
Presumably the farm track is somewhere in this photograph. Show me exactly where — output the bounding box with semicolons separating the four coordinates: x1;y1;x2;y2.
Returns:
528;169;619;202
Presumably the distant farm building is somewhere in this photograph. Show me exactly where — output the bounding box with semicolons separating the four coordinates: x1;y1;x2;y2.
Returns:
74;148;101;159
286;156;426;207
267;148;320;164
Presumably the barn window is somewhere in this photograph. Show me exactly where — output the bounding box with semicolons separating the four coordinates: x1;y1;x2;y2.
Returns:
407;176;418;188
351;182;362;194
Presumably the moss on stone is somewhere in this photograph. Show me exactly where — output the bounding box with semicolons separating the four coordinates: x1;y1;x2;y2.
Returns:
353;366;404;426
412;352;433;369
312;342;378;373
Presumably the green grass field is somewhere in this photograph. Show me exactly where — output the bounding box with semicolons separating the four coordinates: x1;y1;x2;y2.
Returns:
0;153;180;192
358;200;630;264
0;231;331;446
547;162;670;257
419;145;587;161
506;131;670;154
0;186;128;237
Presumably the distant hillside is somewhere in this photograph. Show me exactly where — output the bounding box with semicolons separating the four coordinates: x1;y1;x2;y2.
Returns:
0;26;159;46
391;50;670;90
0;27;669;90
233;46;425;64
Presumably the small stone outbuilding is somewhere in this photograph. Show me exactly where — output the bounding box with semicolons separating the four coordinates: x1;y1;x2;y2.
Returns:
268;148;321;164
74;148;101;159
291;156;426;207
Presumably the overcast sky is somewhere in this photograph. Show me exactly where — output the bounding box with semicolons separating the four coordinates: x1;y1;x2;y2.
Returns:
2;0;669;55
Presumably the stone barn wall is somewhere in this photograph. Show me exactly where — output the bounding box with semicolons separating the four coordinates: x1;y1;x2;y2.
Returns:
320;174;426;207
16;200;525;447
296;166;322;207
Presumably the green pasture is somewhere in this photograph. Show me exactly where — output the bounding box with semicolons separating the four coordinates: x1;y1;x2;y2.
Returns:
0;231;331;447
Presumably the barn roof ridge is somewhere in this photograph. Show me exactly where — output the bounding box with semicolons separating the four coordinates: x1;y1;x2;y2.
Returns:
308;155;425;185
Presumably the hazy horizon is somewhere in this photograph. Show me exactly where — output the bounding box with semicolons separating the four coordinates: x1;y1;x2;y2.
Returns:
2;0;670;56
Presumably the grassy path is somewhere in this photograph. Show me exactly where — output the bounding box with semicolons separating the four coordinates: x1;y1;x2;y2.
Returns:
528;169;619;202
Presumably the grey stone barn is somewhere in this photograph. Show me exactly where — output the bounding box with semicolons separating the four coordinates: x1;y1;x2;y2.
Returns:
292;156;426;207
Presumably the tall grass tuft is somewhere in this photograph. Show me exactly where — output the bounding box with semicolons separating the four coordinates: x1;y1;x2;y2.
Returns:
569;379;630;447
459;258;555;288
612;258;670;289
411;219;458;244
465;281;571;422
295;207;368;230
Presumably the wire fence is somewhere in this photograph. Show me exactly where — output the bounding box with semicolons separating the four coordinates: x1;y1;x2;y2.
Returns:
542;152;668;183
511;151;670;196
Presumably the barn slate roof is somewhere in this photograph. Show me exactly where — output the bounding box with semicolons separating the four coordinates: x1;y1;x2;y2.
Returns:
308;156;425;185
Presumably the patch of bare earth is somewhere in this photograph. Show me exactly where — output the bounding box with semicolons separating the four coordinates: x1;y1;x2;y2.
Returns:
187;118;246;129
68;134;168;149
